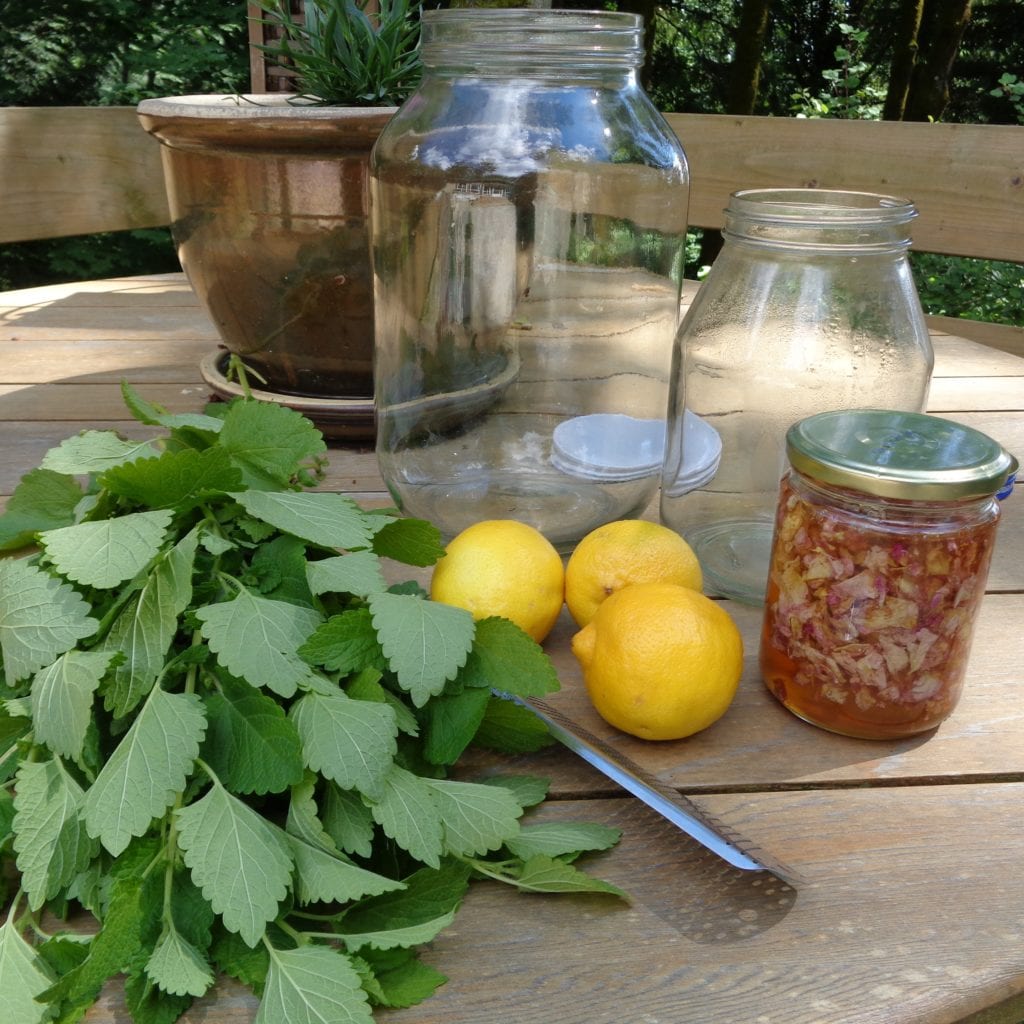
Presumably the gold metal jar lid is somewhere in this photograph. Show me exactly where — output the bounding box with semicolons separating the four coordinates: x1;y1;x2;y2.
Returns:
786;409;1018;502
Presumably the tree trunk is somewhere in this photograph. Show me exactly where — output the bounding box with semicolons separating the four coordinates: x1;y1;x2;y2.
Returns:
882;0;926;120
725;0;772;115
903;0;972;121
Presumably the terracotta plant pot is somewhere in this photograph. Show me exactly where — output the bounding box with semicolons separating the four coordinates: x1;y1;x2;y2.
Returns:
137;95;394;439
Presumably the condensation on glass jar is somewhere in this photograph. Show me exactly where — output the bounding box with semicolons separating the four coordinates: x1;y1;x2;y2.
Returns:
660;188;934;604
370;9;689;548
760;409;1018;740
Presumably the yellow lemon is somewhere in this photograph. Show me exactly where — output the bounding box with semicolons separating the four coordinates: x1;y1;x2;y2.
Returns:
430;519;565;643
571;582;743;741
565;519;703;627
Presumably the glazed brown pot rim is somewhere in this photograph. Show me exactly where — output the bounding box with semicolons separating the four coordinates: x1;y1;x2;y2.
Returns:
137;94;396;152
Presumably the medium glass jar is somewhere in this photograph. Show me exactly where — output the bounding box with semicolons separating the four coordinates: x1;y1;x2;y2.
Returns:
660;188;934;604
370;9;689;548
760;409;1018;740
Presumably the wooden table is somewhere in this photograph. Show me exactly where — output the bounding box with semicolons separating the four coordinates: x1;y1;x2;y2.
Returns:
3;273;1023;1024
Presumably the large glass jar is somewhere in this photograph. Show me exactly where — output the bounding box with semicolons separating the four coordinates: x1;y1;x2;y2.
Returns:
761;409;1017;740
370;9;689;548
660;188;935;603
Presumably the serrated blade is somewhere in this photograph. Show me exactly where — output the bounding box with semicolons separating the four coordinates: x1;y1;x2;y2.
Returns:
498;691;797;883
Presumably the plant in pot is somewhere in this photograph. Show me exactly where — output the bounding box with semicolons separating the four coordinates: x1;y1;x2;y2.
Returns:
137;0;423;440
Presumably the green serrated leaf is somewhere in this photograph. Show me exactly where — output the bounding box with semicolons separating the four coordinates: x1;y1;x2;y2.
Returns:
513;855;628;899
123;969;195;1024
473;695;554;754
370;517;446;567
336;910;454;953
423;687;490;765
42;865;153;1008
145;924;214;998
0;468;83;551
210;926;270;996
322;783;375;860
231;490;372;551
285;773;338;852
40;430;160;475
40;509;174;589
0;557;98;684
478;774;550;808
0;917;55;1024
306;551;387;598
121;380;225;435
347;671;419;737
251;534;313;606
426;779;521;857
505;821;622;860
197;588;322;698
290;689;398;801
100;527;199;717
83;688;207;856
368;592;475;708
101;447;242;509
203;676;305;795
218;400;326;489
31;650;114;760
175;776;293;948
298;608;387;674
369;765;443;868
341;861;472;933
256;944;373;1024
461;616;560;697
283;830;404;906
13;758;99;909
365;949;447;1009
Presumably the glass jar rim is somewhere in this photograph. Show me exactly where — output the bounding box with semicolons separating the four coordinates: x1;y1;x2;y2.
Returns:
420;8;645;68
786;408;1019;501
730;188;917;225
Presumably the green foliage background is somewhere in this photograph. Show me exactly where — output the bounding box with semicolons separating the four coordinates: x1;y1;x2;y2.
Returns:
1;0;1021;326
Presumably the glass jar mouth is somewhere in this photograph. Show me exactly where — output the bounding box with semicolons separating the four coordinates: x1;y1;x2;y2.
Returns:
723;188;918;253
420;9;645;69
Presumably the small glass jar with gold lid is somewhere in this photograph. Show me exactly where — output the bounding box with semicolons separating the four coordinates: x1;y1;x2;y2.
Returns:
760;408;1017;740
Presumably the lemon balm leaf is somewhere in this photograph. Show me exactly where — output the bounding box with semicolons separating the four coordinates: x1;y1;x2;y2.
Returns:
513;855;628;899
426;779;522;857
0;917;55;1024
99;527;199;717
422;687;491;765
289;690;398;801
145;925;215;998
196;590;323;698
0;558;98;683
0;468;82;551
369;765;443;868
283;831;404;906
101;448;242;509
335;911;455;953
505;822;622;861
232;491;372;550
31;650;114;760
306;551;388;598
13;759;98;910
39;430;159;475
203;678;305;796
40;509;174;589
370;517;446;567
460;616;560;697
175;777;293;948
217;400;326;488
83;689;207;857
298;609;387;674
368;592;475;708
255;944;373;1024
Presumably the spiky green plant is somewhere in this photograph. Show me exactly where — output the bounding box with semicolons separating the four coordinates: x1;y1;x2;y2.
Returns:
255;0;423;106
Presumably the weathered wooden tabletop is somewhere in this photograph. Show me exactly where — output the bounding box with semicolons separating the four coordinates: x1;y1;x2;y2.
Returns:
2;273;1023;1024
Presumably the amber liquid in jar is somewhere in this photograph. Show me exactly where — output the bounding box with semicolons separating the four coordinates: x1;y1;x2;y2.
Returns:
760;471;999;739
